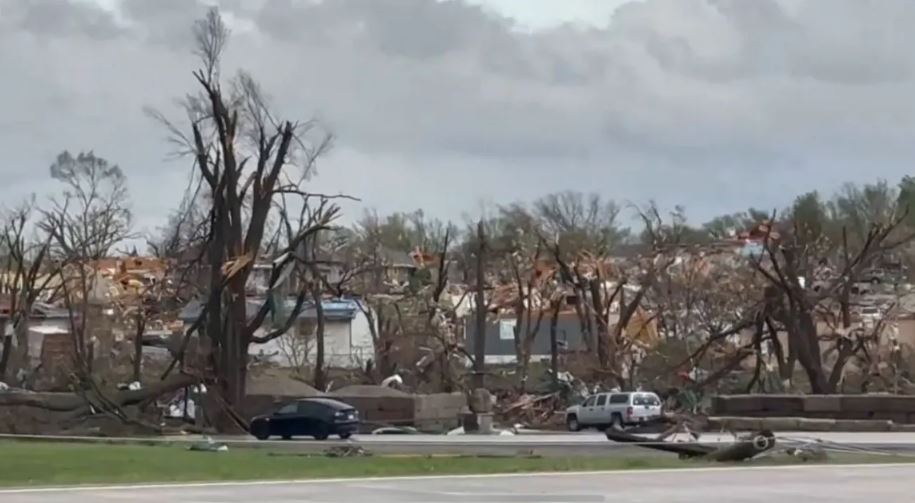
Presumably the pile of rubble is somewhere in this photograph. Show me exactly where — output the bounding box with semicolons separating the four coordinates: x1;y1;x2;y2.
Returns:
499;392;565;428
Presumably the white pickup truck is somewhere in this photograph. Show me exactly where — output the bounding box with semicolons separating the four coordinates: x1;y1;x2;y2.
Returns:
565;391;663;431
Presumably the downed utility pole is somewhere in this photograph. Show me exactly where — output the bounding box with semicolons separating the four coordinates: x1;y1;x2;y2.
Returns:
605;429;776;462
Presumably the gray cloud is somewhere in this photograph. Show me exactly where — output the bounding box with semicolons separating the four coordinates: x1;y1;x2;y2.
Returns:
1;0;914;235
1;0;123;39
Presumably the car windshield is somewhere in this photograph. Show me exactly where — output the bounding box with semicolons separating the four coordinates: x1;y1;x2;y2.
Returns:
633;394;660;406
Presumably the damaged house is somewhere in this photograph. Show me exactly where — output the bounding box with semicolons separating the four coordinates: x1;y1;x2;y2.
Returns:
178;297;375;370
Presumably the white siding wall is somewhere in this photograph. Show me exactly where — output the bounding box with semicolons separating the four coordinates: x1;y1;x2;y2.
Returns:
245;302;376;369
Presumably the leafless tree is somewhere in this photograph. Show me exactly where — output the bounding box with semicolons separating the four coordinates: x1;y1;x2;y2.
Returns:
533;191;628;256
274;324;314;374
149;8;339;428
0;158;188;431
39;151;133;381
0;200;55;382
755;209;912;393
503;240;547;392
42;151;131;260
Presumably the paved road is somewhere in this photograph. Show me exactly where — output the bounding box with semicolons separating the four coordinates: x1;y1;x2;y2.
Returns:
3;464;913;502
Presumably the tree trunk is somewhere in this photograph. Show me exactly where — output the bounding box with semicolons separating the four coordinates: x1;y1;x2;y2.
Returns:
588;279;610;368
132;313;145;383
209;276;250;432
792;311;831;394
0;373;198;414
312;284;326;391
765;317;791;381
227;281;249;408
550;301;560;386
360;301;382;380
512;307;526;392
0;319;11;381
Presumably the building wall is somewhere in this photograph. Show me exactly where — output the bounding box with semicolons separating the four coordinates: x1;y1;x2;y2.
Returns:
249;303;376;369
25;319;71;362
465;312;617;363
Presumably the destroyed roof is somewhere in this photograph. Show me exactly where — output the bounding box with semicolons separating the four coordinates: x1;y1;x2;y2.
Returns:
611;243;651;259
178;297;364;323
379;247;416;268
313;246;415;268
0;301;69;320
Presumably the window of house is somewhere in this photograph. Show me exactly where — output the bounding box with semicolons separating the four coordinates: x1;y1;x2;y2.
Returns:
499;319;516;340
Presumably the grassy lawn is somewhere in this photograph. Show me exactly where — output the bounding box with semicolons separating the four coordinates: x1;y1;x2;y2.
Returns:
0;441;909;488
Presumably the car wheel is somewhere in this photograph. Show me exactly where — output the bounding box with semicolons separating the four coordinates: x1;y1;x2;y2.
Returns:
567;415;581;432
339;432;352;440
609;414;623;430
313;424;330;441
281;435;292;440
251;423;270;441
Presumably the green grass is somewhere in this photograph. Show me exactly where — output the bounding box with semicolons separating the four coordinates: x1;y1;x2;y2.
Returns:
0;441;908;488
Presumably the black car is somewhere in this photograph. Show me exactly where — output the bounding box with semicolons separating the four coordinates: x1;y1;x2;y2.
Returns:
250;398;359;440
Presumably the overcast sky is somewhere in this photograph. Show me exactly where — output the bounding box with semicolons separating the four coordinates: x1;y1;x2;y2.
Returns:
2;0;915;236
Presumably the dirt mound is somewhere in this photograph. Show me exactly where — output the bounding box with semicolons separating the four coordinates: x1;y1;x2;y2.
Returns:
330;384;409;398
246;370;323;397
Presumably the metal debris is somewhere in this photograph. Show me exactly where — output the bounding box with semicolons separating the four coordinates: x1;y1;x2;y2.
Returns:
324;445;371;457
188;436;228;452
605;429;776;462
371;426;419;435
785;445;828;462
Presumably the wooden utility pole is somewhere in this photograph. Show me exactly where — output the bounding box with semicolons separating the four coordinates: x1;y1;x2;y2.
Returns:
473;220;487;389
549;300;561;386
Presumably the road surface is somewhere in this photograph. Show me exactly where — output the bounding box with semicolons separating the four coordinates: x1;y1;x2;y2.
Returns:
2;464;912;502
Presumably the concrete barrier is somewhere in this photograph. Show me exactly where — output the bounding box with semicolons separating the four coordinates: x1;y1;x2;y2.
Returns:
708;416;903;432
713;394;915;423
414;393;465;432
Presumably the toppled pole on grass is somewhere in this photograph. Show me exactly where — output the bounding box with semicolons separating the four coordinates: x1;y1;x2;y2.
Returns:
605;429;776;462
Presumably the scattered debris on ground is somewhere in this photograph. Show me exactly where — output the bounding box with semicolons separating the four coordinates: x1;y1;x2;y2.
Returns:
324;445;372;457
498;392;563;429
372;426;419;435
446;426;514;436
188;436;229;452
785;445;828;462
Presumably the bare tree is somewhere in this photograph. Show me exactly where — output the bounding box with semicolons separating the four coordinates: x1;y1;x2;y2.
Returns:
533;191;628;256
0;157;190;431
39;151;133;382
755;187;913;393
150;8;339;428
504;240;547;391
274;323;314;374
0;200;55;382
42;151;131;260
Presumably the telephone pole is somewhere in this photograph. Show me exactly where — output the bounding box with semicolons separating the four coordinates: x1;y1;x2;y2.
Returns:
473;219;487;389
